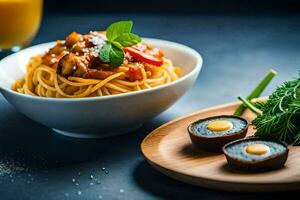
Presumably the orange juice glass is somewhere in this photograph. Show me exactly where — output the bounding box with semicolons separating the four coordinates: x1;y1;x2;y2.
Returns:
0;0;43;53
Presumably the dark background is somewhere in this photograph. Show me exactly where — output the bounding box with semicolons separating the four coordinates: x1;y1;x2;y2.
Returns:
43;0;300;14
0;1;299;200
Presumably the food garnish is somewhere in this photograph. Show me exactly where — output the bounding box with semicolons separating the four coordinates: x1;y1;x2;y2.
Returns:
99;20;141;67
237;96;263;115
234;69;277;116
237;72;300;144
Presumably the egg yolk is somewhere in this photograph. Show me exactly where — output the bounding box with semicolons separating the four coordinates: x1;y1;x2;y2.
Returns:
245;144;270;155
207;120;233;132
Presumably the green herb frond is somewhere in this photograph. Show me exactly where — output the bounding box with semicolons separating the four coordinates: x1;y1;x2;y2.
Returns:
253;74;300;144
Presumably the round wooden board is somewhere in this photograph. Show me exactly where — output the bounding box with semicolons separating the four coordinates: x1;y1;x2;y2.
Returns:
141;101;300;192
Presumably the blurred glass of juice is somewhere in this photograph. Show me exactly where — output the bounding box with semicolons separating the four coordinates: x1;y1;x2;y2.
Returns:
0;0;43;52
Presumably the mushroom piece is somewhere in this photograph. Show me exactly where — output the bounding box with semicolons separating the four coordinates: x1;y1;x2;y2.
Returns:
48;41;67;55
57;53;118;79
57;53;88;77
65;32;83;48
86;69;116;79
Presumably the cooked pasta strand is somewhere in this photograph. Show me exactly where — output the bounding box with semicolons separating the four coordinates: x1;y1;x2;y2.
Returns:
13;55;180;98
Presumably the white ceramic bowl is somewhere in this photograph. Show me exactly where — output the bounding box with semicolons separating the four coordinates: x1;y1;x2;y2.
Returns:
0;38;202;138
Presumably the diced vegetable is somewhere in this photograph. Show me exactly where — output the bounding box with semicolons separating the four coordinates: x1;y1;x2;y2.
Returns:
124;47;163;66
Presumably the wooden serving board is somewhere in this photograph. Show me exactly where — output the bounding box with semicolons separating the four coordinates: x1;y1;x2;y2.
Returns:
141;101;300;192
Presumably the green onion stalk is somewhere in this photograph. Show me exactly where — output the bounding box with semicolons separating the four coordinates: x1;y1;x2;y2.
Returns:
234;69;277;116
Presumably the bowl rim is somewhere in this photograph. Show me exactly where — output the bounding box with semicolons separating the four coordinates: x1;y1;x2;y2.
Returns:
0;38;203;102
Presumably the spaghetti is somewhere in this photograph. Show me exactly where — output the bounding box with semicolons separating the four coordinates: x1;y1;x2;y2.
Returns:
12;31;181;98
13;55;181;98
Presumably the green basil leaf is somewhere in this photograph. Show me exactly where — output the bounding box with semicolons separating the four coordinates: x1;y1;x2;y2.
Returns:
99;20;141;67
114;33;141;47
110;45;124;67
111;41;123;49
99;43;111;63
99;43;124;67
106;21;133;41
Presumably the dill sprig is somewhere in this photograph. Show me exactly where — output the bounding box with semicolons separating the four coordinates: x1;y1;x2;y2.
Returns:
243;74;300;144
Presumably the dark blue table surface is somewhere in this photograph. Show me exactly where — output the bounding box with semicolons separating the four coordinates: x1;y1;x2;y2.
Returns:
0;14;299;200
